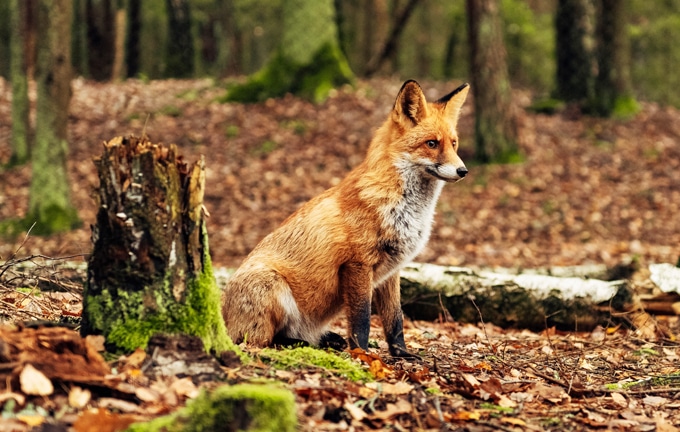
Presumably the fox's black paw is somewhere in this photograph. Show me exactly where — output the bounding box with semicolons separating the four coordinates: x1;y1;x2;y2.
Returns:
389;345;422;360
272;333;309;348
319;331;348;351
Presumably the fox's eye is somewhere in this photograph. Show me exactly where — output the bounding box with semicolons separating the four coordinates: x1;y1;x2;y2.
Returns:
425;140;439;149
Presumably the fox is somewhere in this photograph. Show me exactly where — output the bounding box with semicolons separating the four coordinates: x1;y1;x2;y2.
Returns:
222;80;469;358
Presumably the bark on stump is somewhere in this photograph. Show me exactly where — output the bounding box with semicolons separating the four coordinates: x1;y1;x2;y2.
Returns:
82;136;236;355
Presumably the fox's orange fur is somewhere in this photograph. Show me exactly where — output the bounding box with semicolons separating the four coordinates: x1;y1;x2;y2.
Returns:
222;80;469;357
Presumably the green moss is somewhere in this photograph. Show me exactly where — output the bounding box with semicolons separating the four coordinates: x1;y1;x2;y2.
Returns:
22;204;81;236
612;96;640;119
527;98;565;114
158;105;183;117
224;125;240;138
259;346;372;382
222;42;354;104
85;223;247;363
126;384;297;432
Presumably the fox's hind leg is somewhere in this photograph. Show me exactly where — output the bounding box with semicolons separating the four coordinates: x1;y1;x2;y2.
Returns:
221;267;287;347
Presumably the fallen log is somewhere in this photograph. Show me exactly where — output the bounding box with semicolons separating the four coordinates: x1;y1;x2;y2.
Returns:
399;263;633;331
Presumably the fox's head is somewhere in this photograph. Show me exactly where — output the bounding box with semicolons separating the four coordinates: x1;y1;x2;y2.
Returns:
388;80;470;183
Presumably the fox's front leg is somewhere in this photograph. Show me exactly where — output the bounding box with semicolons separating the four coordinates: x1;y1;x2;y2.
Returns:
340;262;373;351
374;273;419;358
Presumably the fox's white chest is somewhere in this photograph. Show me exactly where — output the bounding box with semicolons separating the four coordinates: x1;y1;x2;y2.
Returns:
373;171;444;286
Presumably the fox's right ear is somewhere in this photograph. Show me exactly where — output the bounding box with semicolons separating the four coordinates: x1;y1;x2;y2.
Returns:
393;80;429;127
438;83;470;125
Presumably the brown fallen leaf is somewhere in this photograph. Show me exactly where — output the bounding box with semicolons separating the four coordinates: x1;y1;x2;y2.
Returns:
501;417;527;427
349;348;392;378
447;410;482;421
343;401;367;421
371;399;412;420
532;382;571;404
16;413;45;428
19;364;53;396
73;408;146;432
68;386;92;408
85;335;106;352
365;381;414;395
170;376;200;399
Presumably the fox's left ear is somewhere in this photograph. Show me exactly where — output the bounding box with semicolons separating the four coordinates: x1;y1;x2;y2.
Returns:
438;83;470;124
393;80;429;127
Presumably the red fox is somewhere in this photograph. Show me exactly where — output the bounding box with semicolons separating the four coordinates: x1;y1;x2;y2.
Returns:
222;80;469;357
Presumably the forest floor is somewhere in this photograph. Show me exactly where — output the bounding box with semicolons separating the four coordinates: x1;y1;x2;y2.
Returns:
0;78;679;431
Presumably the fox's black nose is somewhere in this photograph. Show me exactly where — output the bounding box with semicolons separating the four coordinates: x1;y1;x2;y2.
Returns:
456;167;468;178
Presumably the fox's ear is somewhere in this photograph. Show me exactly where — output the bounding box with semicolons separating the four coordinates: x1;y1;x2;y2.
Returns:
393;80;429;126
438;83;470;124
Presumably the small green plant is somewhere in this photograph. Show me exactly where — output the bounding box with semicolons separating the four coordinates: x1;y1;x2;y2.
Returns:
282;119;309;135
158;105;182;117
251;140;278;156
176;88;201;102
527;98;565;114
224;125;240;138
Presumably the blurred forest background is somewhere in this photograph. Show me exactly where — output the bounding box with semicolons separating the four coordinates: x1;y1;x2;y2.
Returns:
1;0;679;268
0;0;678;105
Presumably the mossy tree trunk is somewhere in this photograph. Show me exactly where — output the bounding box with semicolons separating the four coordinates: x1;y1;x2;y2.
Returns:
82;136;235;355
27;0;80;235
9;0;31;166
225;0;354;103
466;0;519;164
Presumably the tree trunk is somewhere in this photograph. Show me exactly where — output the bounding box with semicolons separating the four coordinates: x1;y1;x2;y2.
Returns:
165;0;194;78
592;0;637;117
82;136;236;355
9;0;31;166
224;0;354;103
125;0;141;78
85;0;115;81
555;0;594;103
27;0;79;235
110;4;126;81
71;0;89;77
466;0;519;164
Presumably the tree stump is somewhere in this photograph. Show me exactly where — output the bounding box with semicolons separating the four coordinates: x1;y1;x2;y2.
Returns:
81;136;237;355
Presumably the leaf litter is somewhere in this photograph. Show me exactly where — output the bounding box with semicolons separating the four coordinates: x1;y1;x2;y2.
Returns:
0;77;679;430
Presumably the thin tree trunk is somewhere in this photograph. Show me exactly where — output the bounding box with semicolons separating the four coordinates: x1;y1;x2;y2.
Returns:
111;6;126;81
85;0;114;81
466;0;519;163
28;0;79;235
9;0;31;165
125;0;141;78
364;0;420;77
71;0;89;77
